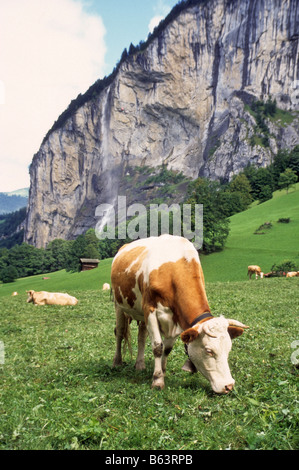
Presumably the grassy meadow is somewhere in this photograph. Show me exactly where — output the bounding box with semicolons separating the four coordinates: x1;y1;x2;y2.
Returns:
0;184;298;450
0;278;298;450
201;184;299;282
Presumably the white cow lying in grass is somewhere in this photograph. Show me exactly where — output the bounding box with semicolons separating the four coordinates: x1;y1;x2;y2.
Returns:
26;290;78;306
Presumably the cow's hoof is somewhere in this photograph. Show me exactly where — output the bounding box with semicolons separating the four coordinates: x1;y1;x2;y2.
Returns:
112;358;123;368
151;380;165;390
135;360;146;371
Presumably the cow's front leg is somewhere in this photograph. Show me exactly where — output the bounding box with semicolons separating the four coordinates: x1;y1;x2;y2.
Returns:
147;310;165;389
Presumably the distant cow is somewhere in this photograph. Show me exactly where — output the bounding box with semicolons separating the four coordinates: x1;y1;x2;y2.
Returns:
286;271;299;278
102;283;110;291
11;292;18;296
248;265;263;279
111;235;249;394
26;290;78;306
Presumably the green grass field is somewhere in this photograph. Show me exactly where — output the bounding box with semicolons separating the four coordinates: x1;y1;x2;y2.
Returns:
0;279;298;450
201;184;299;282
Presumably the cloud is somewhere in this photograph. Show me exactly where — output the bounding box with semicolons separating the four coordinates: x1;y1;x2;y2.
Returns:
148;0;173;33
0;0;106;192
148;15;165;33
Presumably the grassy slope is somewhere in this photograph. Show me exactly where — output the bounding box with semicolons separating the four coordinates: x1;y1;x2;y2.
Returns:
201;184;299;282
0;258;113;298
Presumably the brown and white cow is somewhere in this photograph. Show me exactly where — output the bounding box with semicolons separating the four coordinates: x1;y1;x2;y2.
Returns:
111;235;248;394
247;265;263;279
26;290;78;306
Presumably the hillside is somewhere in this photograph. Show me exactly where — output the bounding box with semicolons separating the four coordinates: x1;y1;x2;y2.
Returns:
201;184;299;282
0;258;112;298
0;184;298;295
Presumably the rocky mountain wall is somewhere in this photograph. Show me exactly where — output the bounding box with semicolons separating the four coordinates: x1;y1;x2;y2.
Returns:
25;0;299;247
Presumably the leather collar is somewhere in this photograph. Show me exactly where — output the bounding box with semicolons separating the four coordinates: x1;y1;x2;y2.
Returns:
190;312;213;327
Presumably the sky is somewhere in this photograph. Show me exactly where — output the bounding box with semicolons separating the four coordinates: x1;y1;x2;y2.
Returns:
0;0;178;193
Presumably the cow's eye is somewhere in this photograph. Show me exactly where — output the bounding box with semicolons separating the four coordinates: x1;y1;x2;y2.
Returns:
205;348;214;356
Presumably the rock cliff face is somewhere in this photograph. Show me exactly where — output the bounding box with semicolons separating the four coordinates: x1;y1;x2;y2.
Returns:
25;0;299;247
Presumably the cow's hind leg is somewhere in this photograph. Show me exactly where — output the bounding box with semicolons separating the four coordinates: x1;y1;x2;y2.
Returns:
112;306;129;367
135;321;147;371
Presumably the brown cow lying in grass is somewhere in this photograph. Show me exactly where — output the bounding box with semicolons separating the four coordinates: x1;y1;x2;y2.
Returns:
26;290;78;306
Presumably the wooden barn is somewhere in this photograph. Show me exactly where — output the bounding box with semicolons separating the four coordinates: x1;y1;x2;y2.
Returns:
80;258;100;272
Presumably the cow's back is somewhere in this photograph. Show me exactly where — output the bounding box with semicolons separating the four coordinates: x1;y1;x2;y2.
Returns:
111;235;200;320
111;241;148;317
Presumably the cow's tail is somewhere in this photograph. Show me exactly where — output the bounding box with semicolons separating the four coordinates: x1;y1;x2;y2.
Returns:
122;314;132;358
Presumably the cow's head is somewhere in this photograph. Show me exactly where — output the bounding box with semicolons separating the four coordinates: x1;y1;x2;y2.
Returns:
26;290;35;303
181;316;249;394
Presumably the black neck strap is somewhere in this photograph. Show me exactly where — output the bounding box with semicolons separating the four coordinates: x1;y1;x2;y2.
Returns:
190;312;213;327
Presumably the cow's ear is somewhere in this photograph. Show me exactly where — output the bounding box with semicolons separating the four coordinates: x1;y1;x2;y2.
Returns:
228;326;244;339
181;328;199;344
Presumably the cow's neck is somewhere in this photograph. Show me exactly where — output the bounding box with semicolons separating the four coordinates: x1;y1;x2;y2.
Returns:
190;312;214;327
174;292;211;330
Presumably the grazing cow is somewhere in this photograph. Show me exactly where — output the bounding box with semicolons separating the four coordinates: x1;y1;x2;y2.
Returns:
286;271;299;278
247;265;263;279
111;235;248;394
26;290;78;306
102;283;110;290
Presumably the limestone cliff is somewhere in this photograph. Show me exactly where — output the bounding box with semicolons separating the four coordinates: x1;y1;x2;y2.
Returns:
25;0;299;247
